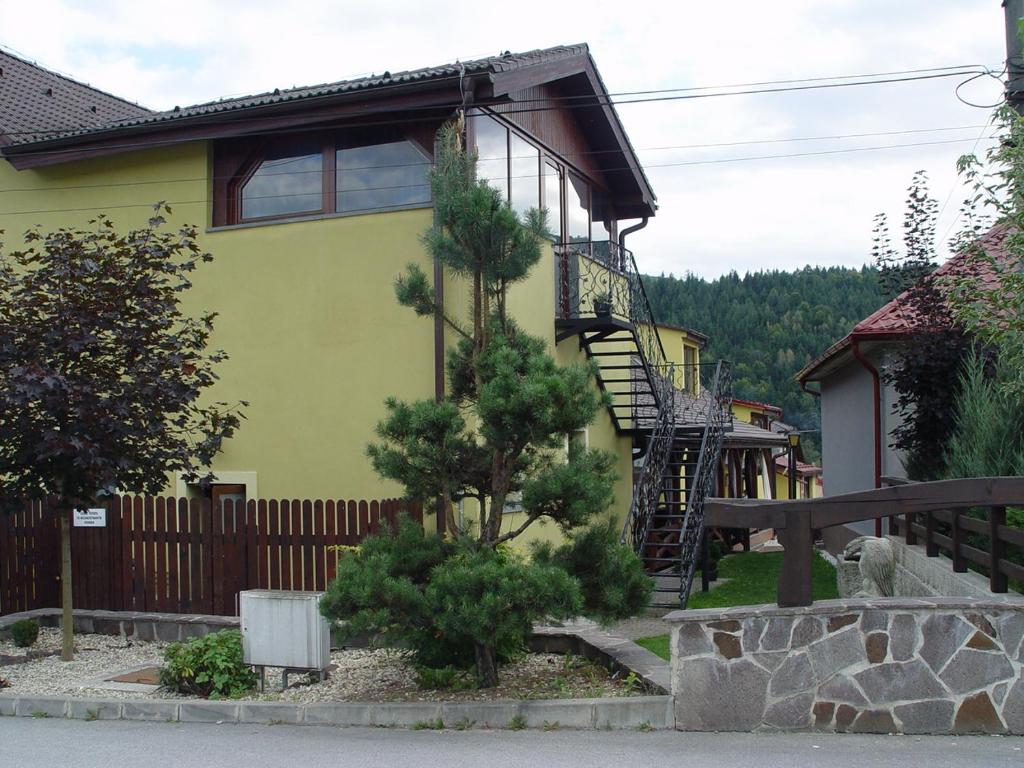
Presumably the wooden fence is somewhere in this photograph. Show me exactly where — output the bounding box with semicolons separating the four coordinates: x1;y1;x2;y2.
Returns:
704;477;1024;607
0;496;422;617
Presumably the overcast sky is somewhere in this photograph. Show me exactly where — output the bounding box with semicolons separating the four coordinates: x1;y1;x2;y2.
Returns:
0;0;1009;279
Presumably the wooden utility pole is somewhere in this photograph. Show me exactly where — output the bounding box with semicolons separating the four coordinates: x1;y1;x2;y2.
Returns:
1005;0;1024;113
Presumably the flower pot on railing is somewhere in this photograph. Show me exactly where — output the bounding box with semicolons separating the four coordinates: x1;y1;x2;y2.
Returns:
593;295;612;317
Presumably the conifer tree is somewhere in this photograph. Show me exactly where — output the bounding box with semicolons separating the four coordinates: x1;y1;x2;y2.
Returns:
369;121;616;548
323;120;650;688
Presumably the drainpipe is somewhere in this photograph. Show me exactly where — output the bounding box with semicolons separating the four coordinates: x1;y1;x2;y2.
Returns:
618;217;648;254
851;338;883;537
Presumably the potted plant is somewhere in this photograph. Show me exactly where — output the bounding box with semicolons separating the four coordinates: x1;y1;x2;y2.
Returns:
593;289;612;317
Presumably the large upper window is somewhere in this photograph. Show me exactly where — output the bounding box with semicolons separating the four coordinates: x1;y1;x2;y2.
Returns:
241;151;323;220
224;133;432;226
510;133;540;220
337;140;430;214
566;173;591;245
474;114;509;201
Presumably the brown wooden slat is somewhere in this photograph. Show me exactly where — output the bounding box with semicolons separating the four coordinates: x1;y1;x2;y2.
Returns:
302;500;314;592
132;496;146;611
358;500;370;544
246;501;259;593
176;499;190;612
268;500;281;590
999;558;1024;583
200;498;214;614
211;498;225;615
325;500;337;583
956;515;988;536
370;500;381;536
313;500;325;591
166;498;181;611
154;496;168;612
189;498;204;613
290;500;302;590
997;523;1024;548
347;500;358;546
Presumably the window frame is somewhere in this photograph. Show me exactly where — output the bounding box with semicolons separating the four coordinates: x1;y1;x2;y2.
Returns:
220;131;434;227
469;108;614;249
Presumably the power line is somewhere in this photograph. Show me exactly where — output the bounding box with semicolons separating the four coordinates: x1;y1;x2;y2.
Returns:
0;67;993;161
0;62;996;140
0;135;999;219
0;124;992;195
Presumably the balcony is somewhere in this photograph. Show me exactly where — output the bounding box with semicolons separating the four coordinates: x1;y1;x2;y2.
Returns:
553;241;668;434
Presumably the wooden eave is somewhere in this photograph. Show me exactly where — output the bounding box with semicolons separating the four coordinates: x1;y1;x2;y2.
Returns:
487;53;656;218
1;78;477;170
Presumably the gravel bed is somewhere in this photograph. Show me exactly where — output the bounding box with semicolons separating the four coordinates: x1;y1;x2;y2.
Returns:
1;632;640;703
0;628;167;699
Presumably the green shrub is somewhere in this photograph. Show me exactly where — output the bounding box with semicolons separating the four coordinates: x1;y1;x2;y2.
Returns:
10;619;39;648
531;517;652;623
159;630;256;699
321;518;581;685
943;351;1024;479
414;665;476;691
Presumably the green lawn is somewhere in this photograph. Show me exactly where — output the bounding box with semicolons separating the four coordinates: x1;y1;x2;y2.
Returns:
635;551;839;662
634;634;670;660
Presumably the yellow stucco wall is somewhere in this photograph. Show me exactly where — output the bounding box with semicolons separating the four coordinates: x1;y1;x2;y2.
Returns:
0;139;634;541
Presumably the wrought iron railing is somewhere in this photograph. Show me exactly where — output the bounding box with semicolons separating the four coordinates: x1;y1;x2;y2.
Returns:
622;365;676;552
679;360;734;606
555;240;668;385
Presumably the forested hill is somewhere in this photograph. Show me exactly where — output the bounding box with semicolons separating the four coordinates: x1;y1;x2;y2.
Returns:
644;266;886;447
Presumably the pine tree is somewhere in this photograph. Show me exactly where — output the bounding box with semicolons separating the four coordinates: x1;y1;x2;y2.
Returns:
323;120;648;688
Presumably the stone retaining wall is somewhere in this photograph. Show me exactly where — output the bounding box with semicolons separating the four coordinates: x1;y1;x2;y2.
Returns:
666;597;1024;734
0;608;238;642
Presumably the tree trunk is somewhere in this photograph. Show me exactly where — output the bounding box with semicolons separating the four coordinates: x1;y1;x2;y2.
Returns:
474;641;498;688
60;509;74;662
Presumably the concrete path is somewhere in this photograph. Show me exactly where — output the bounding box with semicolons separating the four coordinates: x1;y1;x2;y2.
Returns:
3;718;1022;767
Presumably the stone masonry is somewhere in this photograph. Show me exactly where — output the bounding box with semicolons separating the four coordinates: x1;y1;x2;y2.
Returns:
666;597;1024;734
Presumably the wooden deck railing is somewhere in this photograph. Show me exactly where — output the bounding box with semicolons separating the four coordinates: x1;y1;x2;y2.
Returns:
704;477;1024;607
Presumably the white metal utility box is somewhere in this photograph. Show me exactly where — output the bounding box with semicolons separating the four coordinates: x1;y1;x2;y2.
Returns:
240;590;331;685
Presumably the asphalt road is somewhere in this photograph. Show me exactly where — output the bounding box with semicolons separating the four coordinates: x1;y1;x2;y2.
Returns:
3;718;1023;768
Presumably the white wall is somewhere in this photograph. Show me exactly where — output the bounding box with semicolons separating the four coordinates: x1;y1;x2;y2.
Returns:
820;357;876;496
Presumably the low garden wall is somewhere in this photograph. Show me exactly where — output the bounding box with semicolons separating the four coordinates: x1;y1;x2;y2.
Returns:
666;597;1024;734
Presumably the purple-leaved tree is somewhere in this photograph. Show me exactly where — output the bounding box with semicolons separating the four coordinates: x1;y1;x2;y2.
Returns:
0;205;245;660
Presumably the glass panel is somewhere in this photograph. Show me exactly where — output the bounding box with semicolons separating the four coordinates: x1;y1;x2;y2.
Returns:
336;140;430;213
543;161;562;241
509;133;539;221
567;172;590;246
241;152;322;220
474;114;508;200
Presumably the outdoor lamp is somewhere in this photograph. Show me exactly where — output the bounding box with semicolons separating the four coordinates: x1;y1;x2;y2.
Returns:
787;432;801;449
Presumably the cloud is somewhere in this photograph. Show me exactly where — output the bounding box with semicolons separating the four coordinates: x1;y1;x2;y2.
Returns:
0;0;1008;277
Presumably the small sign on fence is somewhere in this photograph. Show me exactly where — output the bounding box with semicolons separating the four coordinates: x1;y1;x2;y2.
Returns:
73;508;107;528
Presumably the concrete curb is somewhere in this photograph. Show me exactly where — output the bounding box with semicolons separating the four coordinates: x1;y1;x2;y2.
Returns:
0;693;674;730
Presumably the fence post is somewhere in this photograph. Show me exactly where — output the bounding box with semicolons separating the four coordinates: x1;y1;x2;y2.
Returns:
951;509;966;573
777;507;813;607
925;511;938;557
904;510;916;546
989;505;1007;593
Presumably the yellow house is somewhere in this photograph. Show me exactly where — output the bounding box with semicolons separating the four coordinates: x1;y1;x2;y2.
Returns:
0;44;741;580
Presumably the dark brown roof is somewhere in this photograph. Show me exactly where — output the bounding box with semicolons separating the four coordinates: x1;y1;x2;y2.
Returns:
0;44;589;147
0;48;151;146
5;44;588;146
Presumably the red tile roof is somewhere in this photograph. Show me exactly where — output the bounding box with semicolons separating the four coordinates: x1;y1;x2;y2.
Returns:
797;224;1014;382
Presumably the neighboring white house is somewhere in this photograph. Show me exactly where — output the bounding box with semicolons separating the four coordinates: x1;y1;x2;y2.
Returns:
796;225;1009;548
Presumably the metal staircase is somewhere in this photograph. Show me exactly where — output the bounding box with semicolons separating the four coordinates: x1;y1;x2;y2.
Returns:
554;240;732;608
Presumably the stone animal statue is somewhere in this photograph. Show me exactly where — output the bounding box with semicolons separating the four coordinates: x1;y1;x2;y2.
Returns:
842;536;896;597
